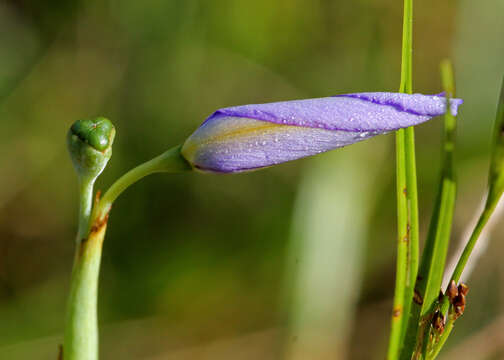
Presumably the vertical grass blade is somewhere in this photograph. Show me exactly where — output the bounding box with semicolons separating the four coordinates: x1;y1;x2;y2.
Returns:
420;61;457;310
387;0;420;358
401;60;458;359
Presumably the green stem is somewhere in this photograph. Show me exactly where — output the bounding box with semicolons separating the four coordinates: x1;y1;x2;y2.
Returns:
387;0;418;358
426;315;455;360
95;145;191;220
64;177;99;359
76;178;95;242
449;205;494;284
388;128;409;360
402;60;458;359
399;0;413;95
438;205;495;318
433;204;496;359
403;121;420;333
64;223;106;360
64;145;191;359
438;205;494;318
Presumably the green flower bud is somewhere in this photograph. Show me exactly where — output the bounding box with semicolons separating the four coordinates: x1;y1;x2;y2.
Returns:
67;117;116;181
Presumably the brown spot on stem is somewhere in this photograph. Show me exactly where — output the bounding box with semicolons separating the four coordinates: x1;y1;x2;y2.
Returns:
95;190;102;204
393;307;402;318
78;237;89;258
433;311;445;334
78;212;110;259
403;187;407;196
413;290;424;305
58;345;63;360
90;213;109;234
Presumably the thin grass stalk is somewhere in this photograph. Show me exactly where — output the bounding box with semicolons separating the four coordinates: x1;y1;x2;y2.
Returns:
387;0;419;358
401;60;458;359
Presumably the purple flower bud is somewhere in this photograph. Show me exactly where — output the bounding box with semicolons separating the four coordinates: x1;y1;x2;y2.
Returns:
181;92;463;173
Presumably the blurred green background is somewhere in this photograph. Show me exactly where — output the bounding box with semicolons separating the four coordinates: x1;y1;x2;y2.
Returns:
0;0;503;359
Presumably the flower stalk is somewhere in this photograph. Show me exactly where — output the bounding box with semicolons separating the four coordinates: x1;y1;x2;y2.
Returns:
64;120;190;359
63;214;107;360
95;145;191;221
64;117;116;360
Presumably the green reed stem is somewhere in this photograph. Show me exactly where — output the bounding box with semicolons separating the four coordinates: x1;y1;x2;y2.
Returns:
401;60;458;359
387;0;419;358
420;61;457;312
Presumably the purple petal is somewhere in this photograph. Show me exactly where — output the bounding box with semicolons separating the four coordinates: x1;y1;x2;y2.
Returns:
181;92;463;173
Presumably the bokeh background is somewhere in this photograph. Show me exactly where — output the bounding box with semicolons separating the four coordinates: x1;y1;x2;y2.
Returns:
0;0;503;359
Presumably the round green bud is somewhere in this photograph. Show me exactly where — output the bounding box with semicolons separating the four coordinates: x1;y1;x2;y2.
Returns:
67;117;116;181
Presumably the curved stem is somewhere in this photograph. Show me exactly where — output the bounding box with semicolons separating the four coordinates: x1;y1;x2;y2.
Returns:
64;144;191;359
95;145;191;220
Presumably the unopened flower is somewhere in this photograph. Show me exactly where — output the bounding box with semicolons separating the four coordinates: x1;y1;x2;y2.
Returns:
67;117;115;181
181;92;462;173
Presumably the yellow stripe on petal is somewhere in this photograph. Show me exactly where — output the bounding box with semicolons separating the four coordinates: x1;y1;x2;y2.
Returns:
182;117;297;162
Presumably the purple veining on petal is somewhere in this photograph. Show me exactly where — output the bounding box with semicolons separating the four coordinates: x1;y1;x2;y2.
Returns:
202;93;462;132
182;92;464;173
336;92;463;117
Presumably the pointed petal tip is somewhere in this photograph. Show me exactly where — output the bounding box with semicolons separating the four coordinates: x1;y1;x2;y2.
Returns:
449;98;463;116
433;91;464;116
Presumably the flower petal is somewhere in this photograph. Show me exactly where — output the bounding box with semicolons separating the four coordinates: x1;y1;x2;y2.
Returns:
182;93;463;173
